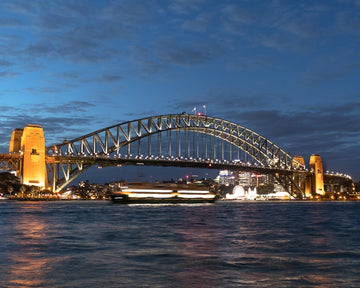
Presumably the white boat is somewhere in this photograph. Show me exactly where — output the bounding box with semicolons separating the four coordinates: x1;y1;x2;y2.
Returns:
111;182;217;204
0;194;9;200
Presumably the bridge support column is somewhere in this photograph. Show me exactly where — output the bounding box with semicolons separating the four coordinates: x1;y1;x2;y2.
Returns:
308;154;324;196
16;124;48;190
9;128;23;154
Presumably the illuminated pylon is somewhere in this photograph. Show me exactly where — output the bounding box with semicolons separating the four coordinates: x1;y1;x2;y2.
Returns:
9;128;23;154
307;154;324;196
10;124;48;189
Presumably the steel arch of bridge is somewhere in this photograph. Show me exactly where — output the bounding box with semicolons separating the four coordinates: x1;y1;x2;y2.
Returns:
46;114;305;192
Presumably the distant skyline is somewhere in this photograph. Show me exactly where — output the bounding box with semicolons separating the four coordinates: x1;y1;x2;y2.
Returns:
0;0;359;182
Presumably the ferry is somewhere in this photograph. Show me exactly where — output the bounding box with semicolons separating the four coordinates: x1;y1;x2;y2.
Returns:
110;183;217;204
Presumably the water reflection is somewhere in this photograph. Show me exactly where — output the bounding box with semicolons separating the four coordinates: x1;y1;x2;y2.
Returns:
5;203;55;287
171;205;220;287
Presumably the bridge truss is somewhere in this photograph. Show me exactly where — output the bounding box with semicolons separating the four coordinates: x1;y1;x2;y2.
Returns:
0;153;20;171
45;114;306;195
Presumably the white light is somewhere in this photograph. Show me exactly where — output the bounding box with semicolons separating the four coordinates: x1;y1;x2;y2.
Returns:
122;189;173;193
178;194;215;199
177;190;210;194
128;193;174;198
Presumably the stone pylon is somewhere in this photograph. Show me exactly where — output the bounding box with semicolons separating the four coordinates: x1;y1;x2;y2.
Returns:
10;124;48;189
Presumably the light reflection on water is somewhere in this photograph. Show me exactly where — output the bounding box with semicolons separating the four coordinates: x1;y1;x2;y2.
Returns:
4;204;56;287
0;201;360;287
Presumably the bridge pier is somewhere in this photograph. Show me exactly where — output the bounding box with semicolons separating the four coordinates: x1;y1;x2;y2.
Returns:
305;154;324;197
10;124;48;190
9;128;23;154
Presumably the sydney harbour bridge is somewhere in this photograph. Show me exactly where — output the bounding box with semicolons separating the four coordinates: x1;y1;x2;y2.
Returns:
0;113;353;198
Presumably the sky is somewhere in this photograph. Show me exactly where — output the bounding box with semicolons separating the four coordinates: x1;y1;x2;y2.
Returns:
0;0;359;183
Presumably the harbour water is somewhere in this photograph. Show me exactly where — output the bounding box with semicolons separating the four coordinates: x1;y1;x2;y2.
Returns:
1;200;360;287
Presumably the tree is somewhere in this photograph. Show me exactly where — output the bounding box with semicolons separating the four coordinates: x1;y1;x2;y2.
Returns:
0;172;20;195
20;185;26;198
355;182;360;192
7;185;14;197
29;186;38;198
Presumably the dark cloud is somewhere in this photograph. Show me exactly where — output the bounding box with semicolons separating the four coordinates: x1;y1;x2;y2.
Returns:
157;40;221;66
0;18;23;27
26;42;56;57
0;71;18;78
303;51;360;85
226;56;273;70
97;74;123;83
129;46;166;75
269;2;332;39
0;100;100;151
0;0;153;67
35;12;72;31
221;4;258;26
1;0;35;15
130;38;222;75
181;12;213;32
169;0;207;14
54;71;122;85
217;1;359;53
24;86;64;95
39;101;96;115
56;72;81;80
335;9;360;36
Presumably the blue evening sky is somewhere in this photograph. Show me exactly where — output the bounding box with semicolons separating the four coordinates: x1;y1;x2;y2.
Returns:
0;0;359;183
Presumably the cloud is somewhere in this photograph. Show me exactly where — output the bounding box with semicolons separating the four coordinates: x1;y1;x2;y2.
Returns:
181;12;213;32
130;38;222;74
335;8;360;35
303;51;360;85
24;86;65;95
0;17;23;27
0;100;100;151
0;0;153;66
0;71;18;78
158;39;221;66
130;45;167;75
226;56;273;70
169;0;207;14
40;101;96;115
221;4;258;26
217;1;359;53
97;74;123;83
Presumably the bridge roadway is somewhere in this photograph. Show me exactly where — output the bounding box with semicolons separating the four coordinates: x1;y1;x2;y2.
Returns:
45;154;304;176
1;151;349;181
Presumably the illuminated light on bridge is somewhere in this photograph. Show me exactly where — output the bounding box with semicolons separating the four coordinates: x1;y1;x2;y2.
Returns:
293;156;305;167
0;113;353;198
